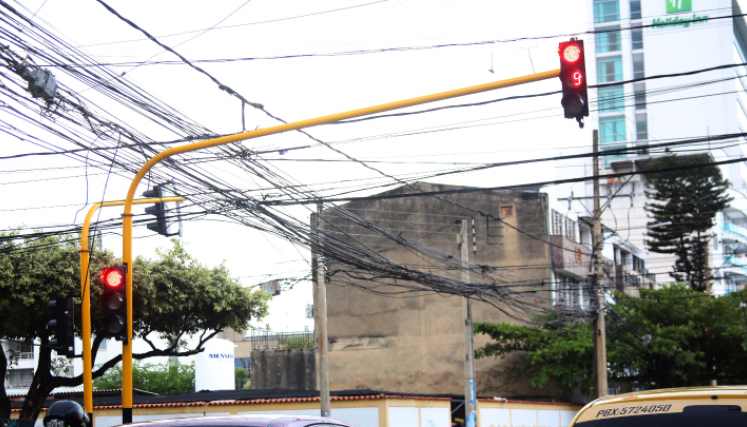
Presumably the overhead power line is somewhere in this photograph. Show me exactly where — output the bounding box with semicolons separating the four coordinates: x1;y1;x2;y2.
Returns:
260;155;747;206
37;12;747;67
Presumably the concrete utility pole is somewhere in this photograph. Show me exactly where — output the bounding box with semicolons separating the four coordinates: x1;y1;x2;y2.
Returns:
460;220;477;427
313;203;331;417
592;129;608;398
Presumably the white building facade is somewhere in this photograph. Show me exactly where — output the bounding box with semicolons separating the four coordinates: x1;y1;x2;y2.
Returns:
555;0;747;294
3;333;235;396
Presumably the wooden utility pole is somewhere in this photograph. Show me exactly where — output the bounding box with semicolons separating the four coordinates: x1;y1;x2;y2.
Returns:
592;129;608;398
460;220;477;427
313;203;331;417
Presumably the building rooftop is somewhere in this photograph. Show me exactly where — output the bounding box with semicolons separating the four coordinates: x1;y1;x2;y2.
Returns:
9;389;455;411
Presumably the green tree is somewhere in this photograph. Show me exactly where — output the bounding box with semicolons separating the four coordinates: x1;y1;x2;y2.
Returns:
93;362;195;394
644;154;732;291
0;235;270;420
235;367;249;390
475;285;747;398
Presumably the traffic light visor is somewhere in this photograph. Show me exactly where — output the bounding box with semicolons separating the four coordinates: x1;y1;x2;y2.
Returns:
100;268;123;288
562;45;581;63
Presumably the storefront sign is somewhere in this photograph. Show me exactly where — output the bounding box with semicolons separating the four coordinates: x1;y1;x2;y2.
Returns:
652;13;709;28
667;0;691;14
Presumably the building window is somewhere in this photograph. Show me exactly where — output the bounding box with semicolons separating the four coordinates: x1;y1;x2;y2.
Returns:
594;0;620;23
556;275;582;308
598;85;624;113
552;210;563;235
600;116;626;143
580;226;592;246
632;27;644;50
636;113;648;140
565;217;577;241
630;0;641;19
632;255;645;273
235;357;251;369
633;53;645;79
618;248;630;267
597;56;623;83
602;145;626;169
596;27;621;53
634;82;647;109
501;206;514;217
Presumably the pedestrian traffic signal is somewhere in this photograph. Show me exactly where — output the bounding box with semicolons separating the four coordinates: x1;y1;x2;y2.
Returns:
47;297;74;357
142;185;171;236
558;38;589;127
99;264;128;343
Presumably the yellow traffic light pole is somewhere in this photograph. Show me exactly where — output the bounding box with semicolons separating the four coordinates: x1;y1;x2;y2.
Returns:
119;69;560;424
80;197;183;422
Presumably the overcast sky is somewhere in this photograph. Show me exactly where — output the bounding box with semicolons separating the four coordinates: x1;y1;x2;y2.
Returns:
1;0;591;331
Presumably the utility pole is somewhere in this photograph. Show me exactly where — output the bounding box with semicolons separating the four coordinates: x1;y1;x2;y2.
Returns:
313;203;331;417
460;220;477;427
592;129;608;398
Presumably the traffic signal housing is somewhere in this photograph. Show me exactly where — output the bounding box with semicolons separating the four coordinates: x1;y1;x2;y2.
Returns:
558;39;589;126
99;264;128;343
142;185;171;236
47;297;74;357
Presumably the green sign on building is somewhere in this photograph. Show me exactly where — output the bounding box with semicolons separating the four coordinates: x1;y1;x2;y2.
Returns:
667;0;692;13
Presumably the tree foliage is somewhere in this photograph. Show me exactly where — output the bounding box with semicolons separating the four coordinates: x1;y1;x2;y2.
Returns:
235;367;249;390
93;362;195;395
0;234;269;420
475;285;747;398
644;154;732;291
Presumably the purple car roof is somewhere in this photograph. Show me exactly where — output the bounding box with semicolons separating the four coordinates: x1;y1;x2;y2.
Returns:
121;414;355;427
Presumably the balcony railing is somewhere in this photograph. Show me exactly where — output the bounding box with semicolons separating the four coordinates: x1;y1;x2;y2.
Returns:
725;256;747;268
250;329;314;351
18;352;33;360
614;264;656;290
724;222;747;240
8;382;32;388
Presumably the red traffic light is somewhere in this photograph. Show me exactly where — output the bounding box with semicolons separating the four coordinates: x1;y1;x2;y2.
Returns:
558;39;589;125
562;44;581;63
100;267;124;288
99;264;128;342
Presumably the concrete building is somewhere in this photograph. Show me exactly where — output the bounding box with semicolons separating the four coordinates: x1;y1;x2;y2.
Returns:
554;0;747;293
2;339;38;395
295;182;653;399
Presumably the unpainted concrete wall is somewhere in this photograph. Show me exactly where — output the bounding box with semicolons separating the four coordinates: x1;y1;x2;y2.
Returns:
250;348;316;390
318;183;552;397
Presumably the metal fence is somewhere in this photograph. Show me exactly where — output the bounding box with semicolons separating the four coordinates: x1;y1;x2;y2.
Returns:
249;329;314;351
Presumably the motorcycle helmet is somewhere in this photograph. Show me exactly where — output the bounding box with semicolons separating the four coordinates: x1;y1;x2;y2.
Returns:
43;400;89;427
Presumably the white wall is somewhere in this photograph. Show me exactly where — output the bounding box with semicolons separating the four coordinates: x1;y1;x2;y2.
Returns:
389;407;419;427
479;407;578;427
95;412;231;427
238;407;379;427
420;407;449;427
